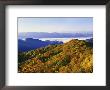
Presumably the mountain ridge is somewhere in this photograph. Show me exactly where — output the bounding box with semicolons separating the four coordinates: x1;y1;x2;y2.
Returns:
18;32;93;39
18;39;93;73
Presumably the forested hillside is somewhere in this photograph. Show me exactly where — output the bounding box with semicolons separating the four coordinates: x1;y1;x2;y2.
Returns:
18;39;93;73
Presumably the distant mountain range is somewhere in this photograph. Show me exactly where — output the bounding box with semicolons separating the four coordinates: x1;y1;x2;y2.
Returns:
18;32;93;39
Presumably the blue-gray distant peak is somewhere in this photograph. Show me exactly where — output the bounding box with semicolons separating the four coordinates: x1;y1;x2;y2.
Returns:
18;32;93;39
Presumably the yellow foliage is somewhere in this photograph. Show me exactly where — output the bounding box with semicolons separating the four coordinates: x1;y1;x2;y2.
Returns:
18;39;93;73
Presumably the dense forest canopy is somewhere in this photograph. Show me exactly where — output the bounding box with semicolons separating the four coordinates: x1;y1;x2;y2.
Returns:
18;39;93;73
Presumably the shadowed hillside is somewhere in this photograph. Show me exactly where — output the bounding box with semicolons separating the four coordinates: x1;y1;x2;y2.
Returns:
18;39;93;73
18;38;63;52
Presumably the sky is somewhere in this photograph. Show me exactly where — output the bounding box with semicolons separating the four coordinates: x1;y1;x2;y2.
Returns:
18;17;93;33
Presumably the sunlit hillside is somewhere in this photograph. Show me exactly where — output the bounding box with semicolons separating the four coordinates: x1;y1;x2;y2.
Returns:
18;39;93;73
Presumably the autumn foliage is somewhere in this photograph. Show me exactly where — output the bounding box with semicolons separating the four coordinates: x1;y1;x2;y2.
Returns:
18;39;93;73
